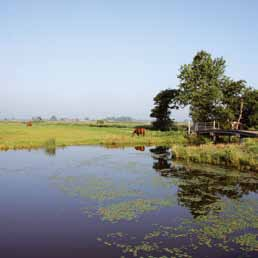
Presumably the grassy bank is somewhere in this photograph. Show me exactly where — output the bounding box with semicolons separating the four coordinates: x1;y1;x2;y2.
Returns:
0;121;186;150
1;121;257;172
172;138;258;172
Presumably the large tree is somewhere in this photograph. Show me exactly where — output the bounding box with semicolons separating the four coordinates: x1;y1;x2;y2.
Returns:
219;79;247;128
241;88;258;129
151;50;258;129
150;89;179;131
177;50;227;123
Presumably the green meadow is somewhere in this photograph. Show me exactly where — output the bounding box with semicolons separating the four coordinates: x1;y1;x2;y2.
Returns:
0;121;185;150
0;121;257;171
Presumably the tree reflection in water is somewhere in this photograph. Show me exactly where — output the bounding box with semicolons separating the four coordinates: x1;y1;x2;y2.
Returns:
150;146;172;171
44;146;56;156
150;146;258;218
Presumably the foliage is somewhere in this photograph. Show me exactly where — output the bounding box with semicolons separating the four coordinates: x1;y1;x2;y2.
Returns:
172;139;258;172
242;88;258;129
150;89;179;131
152;50;258;128
219;79;247;127
49;115;58;121
32;116;43;121
177;50;227;122
44;138;56;147
186;134;212;145
96;120;105;125
44;138;56;156
103;116;133;122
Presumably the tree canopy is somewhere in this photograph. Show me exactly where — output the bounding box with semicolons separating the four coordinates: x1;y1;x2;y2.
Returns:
150;89;179;131
241;88;258;128
151;50;258;130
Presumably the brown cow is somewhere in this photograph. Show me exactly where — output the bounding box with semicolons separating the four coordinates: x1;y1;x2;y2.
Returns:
132;128;145;136
26;121;32;127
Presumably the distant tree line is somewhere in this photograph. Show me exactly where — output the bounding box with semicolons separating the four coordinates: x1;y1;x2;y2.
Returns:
151;50;258;130
104;116;134;122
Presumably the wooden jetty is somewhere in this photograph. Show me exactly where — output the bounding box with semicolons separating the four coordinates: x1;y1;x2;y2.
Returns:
189;121;258;143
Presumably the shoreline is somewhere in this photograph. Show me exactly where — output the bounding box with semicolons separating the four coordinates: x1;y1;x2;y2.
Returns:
0;122;257;172
1;142;257;173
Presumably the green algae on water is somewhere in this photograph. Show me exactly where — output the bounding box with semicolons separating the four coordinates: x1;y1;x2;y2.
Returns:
97;198;258;256
234;233;258;252
99;198;176;222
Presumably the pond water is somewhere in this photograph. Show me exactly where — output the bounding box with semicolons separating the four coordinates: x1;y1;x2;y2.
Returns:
0;146;257;258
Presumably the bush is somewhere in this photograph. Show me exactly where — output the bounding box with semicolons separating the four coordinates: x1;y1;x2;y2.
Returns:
96;120;105;125
44;138;56;149
186;135;211;145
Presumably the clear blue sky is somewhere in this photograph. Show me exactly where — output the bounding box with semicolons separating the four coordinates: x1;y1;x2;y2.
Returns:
1;0;258;120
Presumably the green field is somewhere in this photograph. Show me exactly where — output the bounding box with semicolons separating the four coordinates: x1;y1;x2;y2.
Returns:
0;121;186;150
1;121;257;172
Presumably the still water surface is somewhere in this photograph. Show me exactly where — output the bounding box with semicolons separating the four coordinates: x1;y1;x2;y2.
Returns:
0;146;257;258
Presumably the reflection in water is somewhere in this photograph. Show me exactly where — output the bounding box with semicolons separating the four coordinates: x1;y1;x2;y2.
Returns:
1;146;257;258
134;146;145;152
173;168;258;217
150;147;258;218
44;146;56;156
150;146;172;171
42;146;258;256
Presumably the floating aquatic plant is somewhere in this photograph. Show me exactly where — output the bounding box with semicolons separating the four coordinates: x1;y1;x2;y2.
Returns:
48;150;258;257
97;199;258;257
99;198;175;222
51;175;142;202
234;233;258;252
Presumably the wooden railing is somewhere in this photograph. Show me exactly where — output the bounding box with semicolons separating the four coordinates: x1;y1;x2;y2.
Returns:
192;121;220;132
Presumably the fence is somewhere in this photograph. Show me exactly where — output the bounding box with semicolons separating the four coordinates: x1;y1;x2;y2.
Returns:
192;121;220;132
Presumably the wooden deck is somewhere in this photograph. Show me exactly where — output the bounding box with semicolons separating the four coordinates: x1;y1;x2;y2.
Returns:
191;121;258;139
197;129;258;138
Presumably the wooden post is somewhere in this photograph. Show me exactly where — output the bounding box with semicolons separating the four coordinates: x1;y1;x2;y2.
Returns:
213;133;217;144
188;120;191;135
195;122;198;132
213;120;216;129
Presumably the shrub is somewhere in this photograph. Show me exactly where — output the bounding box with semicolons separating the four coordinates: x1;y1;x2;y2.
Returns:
44;138;56;148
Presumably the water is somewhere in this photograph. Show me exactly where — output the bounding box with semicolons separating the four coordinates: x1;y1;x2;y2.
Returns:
0;146;257;258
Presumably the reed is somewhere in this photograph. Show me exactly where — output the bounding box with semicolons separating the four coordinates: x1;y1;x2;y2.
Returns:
172;139;258;172
44;138;56;148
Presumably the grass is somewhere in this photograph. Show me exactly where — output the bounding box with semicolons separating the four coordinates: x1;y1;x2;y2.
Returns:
172;138;258;172
0;121;257;172
0;121;186;150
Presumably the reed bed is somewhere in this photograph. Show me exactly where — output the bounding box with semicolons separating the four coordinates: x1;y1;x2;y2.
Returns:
172;139;258;172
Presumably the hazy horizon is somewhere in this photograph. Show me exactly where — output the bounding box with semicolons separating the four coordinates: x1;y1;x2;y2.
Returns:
1;0;258;121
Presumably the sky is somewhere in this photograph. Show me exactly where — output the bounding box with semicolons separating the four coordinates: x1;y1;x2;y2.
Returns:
1;0;258;120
